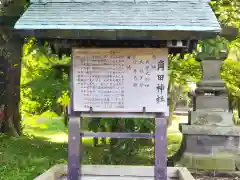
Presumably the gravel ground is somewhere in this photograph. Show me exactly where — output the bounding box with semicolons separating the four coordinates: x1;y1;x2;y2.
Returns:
195;176;240;180
193;173;240;180
194;176;239;180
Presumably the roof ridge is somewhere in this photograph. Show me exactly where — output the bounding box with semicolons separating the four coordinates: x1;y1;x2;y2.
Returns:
30;0;210;3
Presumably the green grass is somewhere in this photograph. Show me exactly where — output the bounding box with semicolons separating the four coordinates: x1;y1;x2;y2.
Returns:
0;135;67;180
0;114;182;180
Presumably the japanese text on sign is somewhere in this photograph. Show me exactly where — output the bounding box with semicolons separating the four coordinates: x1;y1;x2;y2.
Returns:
72;48;168;113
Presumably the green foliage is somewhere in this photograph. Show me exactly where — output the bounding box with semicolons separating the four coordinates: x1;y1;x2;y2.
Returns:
221;59;240;121
210;0;240;28
210;0;240;62
197;36;230;60
21;38;70;116
229;37;240;62
57;91;70;107
168;53;201;84
167;53;201;125
221;59;240;97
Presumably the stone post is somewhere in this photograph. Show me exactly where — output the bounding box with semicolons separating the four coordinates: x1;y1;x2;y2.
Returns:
179;57;240;171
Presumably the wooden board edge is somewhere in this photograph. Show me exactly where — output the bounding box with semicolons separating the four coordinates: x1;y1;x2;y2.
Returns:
72;47;168;56
34;165;182;179
34;164;67;180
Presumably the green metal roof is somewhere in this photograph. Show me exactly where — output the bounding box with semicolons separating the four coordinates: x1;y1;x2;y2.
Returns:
15;0;221;34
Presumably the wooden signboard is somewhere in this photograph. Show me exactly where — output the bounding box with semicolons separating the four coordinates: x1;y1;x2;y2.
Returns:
72;48;168;114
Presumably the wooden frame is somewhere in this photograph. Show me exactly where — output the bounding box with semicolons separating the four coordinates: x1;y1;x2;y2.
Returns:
68;46;169;180
67;114;168;180
71;48;168;114
34;164;196;180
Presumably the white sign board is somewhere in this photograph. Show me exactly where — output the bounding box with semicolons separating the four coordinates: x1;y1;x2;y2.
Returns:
72;48;168;113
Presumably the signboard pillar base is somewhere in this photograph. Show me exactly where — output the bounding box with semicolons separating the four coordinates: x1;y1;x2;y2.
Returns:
155;113;167;180
68;116;81;180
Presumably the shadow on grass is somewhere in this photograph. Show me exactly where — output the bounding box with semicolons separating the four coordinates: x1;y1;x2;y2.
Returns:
3;114;183;179
0;134;156;180
0;135;68;180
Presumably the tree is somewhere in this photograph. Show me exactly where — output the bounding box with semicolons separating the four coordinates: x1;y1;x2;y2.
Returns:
21;39;70;116
210;0;240;27
0;0;26;136
210;0;240;61
167;53;201;126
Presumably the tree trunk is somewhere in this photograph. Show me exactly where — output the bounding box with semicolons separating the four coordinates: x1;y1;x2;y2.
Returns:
0;29;23;136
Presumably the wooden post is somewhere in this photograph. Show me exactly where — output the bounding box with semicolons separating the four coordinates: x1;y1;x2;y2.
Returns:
154;113;167;180
68;116;81;180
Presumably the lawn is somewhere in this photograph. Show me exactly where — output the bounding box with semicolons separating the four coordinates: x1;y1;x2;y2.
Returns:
0;113;182;180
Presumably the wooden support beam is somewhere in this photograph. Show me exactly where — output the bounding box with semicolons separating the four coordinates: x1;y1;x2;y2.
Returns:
81;132;153;139
154;113;167;180
68;116;81;180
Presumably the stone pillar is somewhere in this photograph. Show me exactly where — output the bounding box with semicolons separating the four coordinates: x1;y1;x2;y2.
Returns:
179;58;240;171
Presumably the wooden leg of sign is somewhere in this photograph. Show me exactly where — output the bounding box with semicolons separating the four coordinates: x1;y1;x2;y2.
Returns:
154;113;167;180
68;116;81;180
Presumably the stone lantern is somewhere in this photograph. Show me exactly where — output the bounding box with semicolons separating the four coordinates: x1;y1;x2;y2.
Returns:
179;34;240;170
